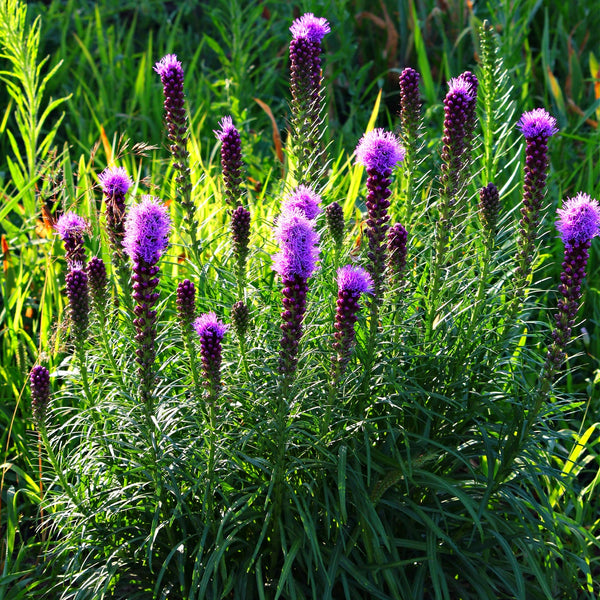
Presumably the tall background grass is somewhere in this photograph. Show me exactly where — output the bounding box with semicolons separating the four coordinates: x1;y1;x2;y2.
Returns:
1;0;599;597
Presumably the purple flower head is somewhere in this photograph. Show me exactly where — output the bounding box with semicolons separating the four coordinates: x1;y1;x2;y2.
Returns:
556;192;600;248
290;13;330;42
272;210;320;280
98;166;133;197
193;312;229;341
56;211;87;241
337;265;373;295
282;185;322;220
123;195;171;264
30;365;51;425
214;115;237;142
447;76;474;98
518;108;558;139
355;129;405;173
154;53;182;80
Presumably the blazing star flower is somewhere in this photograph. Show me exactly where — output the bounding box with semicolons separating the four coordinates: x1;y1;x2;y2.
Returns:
355;129;405;173
290;12;330;42
387;223;408;282
518;108;559;140
478;183;500;236
325;201;345;248
332;266;373;380
123;195;171;265
193;312;228;396
556;192;600;248
282;185;322;220
30;365;51;427
176;279;196;328
215;116;243;207
65;265;89;342
272;210;320;281
99;166;132;197
98;166;132;263
87;256;108;315
56;212;88;266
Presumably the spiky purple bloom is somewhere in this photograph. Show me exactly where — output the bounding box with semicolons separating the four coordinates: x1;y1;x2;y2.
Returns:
282;185;321;220
289;13;330;185
193;312;228;396
215;116;244;207
155;54;194;240
387;223;408;282
457;71;479;146
99;166;132;263
87;256;108;314
176;279;196;328
273;210;319;379
124;196;171;404
326;201;344;248
231;205;251;286
515;108;558;289
56;212;87;267
65;266;89;341
332;266;373;380
545;193;600;377
355;129;404;299
30;365;50;426
478;183;500;236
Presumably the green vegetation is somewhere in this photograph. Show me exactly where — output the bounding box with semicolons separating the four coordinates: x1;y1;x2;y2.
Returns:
1;0;599;598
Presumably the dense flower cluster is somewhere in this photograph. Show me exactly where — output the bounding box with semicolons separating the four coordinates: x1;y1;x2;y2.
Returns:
30;365;51;426
193;312;228;395
56;212;88;267
325;201;344;248
99;166;132;263
215;116;243;207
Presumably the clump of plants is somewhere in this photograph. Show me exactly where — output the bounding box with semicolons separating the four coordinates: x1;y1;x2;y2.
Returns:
28;13;600;600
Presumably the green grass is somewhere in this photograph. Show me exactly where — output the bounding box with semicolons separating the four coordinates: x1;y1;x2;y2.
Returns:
1;0;600;598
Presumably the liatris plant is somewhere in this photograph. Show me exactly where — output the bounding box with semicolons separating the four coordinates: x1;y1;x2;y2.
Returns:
478;181;500;237
215;116;243;208
176;278;201;399
193;312;228;398
355;128;405;303
387;222;408;284
123;195;171;406
272;208;319;384
56;211;87;267
86;256;107;315
325;200;344;250
288;13;330;185
154;54;196;252
281;184;321;220
331;265;373;382
543;193;600;381
98;166;132;265
30;364;51;427
457;70;479;152
65;265;89;343
512;108;558;305
398;67;422;225
230;205;251;295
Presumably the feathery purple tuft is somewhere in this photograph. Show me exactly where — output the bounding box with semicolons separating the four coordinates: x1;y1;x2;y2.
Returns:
290;13;330;42
355;129;405;173
282;185;322;220
99;166;133;197
193;312;229;341
154;54;182;78
214;116;236;142
272;210;319;280
556;192;600;248
123;195;171;264
337;265;373;295
518;108;558;139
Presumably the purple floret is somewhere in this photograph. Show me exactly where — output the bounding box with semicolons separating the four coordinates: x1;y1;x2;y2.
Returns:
355;129;405;173
556;192;600;248
154;54;182;79
98;166;133;197
193;312;229;341
56;211;87;241
518;108;558;139
337;265;373;295
123;195;171;264
290;13;330;42
282;185;322;220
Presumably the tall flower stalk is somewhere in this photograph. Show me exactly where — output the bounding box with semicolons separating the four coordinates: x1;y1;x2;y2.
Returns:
154;55;196;254
426;77;475;340
177;279;202;401
288;13;330;186
123;195;171;408
398;67;421;226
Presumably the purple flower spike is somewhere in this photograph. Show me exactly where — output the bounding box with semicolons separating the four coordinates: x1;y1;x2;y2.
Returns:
514;108;558;294
332;266;373;380
387;223;408;282
124;195;171;405
231;299;250;340
215;116;244;207
231;205;251;288
65;265;89;342
99;166;132;264
290;13;330;42
176;279;196;328
399;67;422;150
457;71;479;150
355;129;404;300
30;365;51;426
273;209;320;381
326;201;345;247
282;185;322;220
545;192;600;378
87;256;108;314
123;195;171;265
556;192;600;248
518;108;558;140
56;211;88;267
479;183;500;236
193;312;228;396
